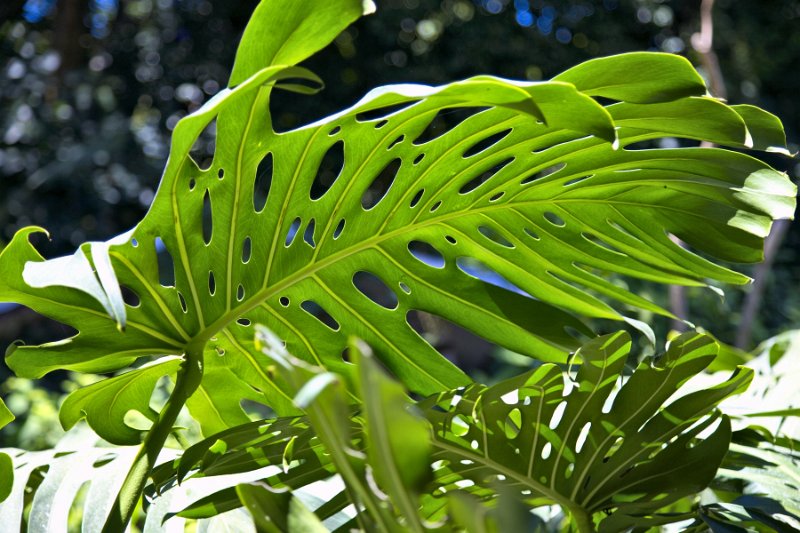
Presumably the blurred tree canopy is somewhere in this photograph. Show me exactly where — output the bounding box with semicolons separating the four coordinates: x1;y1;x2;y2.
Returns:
1;0;798;358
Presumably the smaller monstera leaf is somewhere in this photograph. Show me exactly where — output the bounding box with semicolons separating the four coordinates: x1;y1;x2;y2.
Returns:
418;331;753;529
59;356;182;445
0;399;13;504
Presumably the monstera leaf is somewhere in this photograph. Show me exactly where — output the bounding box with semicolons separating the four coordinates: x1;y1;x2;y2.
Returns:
0;0;793;443
153;330;753;531
0;400;13;504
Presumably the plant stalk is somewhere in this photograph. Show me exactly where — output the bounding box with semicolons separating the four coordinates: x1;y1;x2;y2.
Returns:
568;506;596;533
102;347;204;533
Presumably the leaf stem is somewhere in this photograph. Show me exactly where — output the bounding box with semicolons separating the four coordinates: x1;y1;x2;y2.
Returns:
567;506;596;533
102;346;204;533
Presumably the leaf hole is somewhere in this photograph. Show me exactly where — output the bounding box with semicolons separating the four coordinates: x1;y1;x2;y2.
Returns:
355;100;418;122
155;237;175;287
208;271;216;296
564;175;591;186
237;318;251;327
549;401;567;429
445;235;456;244
575;422;591;454
459;157;514;194
202;189;213;245
462;128;512;158
413;153;425;165
310;140;344;200
521;162;566;185
478;225;514;248
399;282;411;294
456;257;526;294
388;135;405;149
303;218;316;248
430;200;442;212
375;119;388;129
333;218;345;239
215;346;225;356
541;442;552;460
409;189;424;208
412;106;488;145
189;118;216;170
242;236;252;263
285;217;301;246
451;414;470;437
301;300;340;331
279;296;290;307
237;284;245;301
524;227;540;240
188;178;196;191
408;240;445;268
544;211;566;227
352;271;399;310
504;408;521;439
362;158;400;210
489;191;505;202
217;168;224;180
329;125;341;136
131;238;138;247
120;285;140;307
564;463;575;479
178;291;188;313
581;232;623;255
253;152;273;213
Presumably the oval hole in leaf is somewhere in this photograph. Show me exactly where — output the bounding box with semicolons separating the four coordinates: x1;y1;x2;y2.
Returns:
413;107;488;145
581;232;623;255
544;211;566;227
217;168;224;180
120;285;140;307
178;292;188;313
202;189;213;245
399;282;411;294
564;175;591;186
409;189;424;208
459;157;514;194
285;217;301;246
310;141;344;200
208;271;216;296
237;284;245;301
455;257;527;295
549;400;567;430
489;191;505;202
329;125;341;136
279;296;290;307
504;408;522;439
374;119;388;129
462;128;513;158
413;153;425;165
188;179;196;191
521;162;566;185
478;225;514;248
575;422;591;453
352;271;399;310
388;135;405;150
362;158;400;210
242;236;252;263
303;219;316;247
430;200;442;212
155;237;175;287
300;300;340;331
253;152;273;213
451;414;470;437
445;235;456;244
237;318;251;327
333;218;345;239
408;240;445;268
524;227;540;240
355;100;418;122
541;442;552;460
189;119;215;170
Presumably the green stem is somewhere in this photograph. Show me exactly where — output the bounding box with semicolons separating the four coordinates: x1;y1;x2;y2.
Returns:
102;347;204;533
568;506;596;533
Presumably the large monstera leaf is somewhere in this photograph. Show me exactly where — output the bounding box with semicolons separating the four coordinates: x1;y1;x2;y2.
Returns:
0;0;794;440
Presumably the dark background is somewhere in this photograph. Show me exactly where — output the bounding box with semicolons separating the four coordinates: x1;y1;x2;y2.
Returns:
1;0;798;402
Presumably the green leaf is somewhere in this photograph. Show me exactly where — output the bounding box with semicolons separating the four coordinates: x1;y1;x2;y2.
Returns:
419;331;752;529
235;482;328;533
552;52;707;103
59;356;182;445
355;341;431;528
0;452;12;504
1;43;793;437
228;0;374;87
